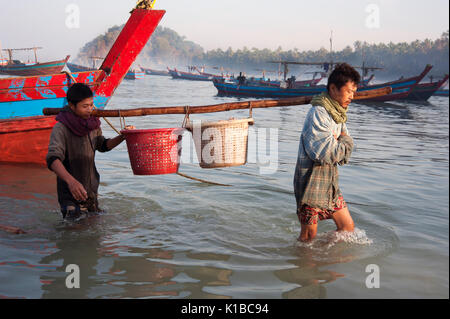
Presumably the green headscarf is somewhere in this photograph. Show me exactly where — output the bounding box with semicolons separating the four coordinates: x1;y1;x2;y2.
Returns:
311;92;348;124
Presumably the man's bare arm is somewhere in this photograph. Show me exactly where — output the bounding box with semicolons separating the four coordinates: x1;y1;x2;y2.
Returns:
105;125;135;151
106;134;126;151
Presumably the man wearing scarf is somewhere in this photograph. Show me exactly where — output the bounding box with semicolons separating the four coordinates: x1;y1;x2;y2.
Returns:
294;63;360;242
46;83;126;220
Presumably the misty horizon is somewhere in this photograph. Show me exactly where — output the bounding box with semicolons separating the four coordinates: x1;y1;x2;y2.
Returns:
0;0;448;62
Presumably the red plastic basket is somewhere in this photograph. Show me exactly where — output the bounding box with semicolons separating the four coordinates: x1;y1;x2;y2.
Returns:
121;128;184;175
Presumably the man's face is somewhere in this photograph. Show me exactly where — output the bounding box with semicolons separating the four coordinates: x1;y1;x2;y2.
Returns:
329;81;357;108
70;97;94;119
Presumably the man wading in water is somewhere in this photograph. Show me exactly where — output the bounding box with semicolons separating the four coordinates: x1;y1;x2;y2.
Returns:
46;83;131;220
294;63;360;242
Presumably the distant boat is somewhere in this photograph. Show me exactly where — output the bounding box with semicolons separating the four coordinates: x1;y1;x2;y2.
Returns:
167;66;228;82
140;66;170;76
226;76;323;88
196;67;229;81
124;69;145;80
213;65;432;102
0;54;70;77
405;75;449;101
358;65;433;102
168;67;215;81
68;62;145;80
253;75;325;88
226;71;326;88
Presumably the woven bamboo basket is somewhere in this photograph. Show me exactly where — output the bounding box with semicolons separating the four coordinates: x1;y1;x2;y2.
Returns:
186;118;254;169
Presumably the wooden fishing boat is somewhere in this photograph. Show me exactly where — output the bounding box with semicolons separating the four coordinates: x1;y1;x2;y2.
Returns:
140;66;170;76
213;65;432;102
0;54;70;77
213;80;325;98
405;75;449;101
196;68;228;81
168;67;215;81
0;8;165;165
358;65;433;102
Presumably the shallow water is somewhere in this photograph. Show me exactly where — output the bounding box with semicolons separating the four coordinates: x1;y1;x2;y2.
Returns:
0;76;448;299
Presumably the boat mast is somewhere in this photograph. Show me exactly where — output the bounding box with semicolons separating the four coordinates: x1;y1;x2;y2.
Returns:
362;48;365;83
330;30;333;72
33;47;38;63
283;62;288;81
0;41;4;62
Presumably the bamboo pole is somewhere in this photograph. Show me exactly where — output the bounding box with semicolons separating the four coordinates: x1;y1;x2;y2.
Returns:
43;87;392;117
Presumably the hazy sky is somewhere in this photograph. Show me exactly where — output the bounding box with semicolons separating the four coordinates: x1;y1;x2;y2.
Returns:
0;0;448;61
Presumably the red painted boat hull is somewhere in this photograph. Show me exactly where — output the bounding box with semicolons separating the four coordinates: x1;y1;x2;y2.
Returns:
0;116;56;164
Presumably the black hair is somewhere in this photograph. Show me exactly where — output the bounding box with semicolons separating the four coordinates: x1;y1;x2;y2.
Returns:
66;83;93;106
327;63;361;92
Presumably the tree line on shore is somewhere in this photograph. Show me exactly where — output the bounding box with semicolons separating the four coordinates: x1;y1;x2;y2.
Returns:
76;26;449;79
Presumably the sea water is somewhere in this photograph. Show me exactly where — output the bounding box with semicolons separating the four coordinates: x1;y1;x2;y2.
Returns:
0;75;448;298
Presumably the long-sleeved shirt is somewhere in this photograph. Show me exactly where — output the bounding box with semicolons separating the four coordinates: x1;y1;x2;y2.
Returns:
293;105;354;210
46;122;110;211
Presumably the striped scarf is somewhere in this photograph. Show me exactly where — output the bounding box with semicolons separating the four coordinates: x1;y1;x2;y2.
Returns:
311;92;348;124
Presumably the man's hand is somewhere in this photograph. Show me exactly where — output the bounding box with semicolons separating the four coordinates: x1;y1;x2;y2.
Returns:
68;179;88;202
50;159;88;202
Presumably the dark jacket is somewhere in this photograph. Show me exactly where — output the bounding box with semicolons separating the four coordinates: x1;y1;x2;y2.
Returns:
46;122;110;211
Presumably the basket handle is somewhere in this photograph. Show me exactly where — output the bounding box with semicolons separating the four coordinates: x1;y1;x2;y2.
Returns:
182;106;192;130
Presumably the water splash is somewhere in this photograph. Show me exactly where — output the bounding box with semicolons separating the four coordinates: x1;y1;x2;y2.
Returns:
325;228;373;249
296;228;372;249
293;227;385;264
